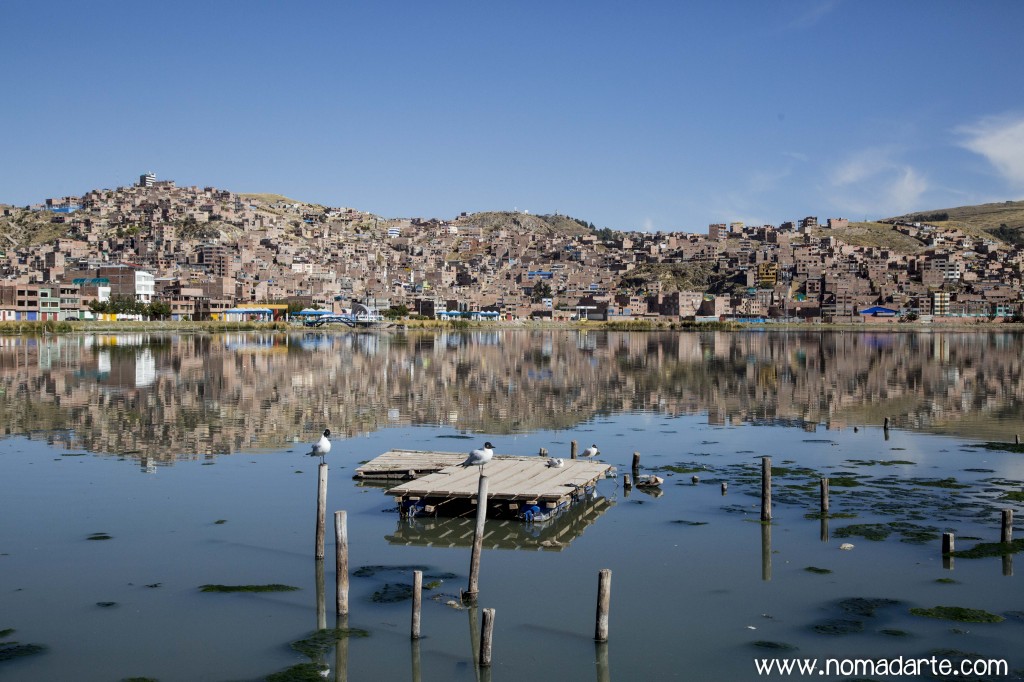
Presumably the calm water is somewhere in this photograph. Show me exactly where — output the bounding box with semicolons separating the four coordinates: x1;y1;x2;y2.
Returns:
1;330;1023;681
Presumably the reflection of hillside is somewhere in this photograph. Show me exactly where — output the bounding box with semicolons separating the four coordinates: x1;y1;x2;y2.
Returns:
0;330;1022;462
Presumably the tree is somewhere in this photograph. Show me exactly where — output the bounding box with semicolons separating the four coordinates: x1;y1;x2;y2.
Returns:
383;304;409;320
531;280;552;303
146;301;171;320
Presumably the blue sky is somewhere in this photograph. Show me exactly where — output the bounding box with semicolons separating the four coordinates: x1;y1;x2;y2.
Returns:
4;1;1024;232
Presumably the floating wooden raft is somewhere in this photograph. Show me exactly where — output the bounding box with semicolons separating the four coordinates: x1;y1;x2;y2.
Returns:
384;454;613;519
354;449;497;480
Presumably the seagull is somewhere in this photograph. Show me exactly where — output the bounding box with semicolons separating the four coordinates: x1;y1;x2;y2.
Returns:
310;429;331;463
581;443;600;458
461;442;494;470
546;457;564;468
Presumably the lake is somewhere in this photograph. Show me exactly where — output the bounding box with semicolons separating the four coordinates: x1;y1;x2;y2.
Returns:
1;330;1022;681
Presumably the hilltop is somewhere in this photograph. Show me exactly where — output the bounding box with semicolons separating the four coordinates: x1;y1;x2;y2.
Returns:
887;200;1024;245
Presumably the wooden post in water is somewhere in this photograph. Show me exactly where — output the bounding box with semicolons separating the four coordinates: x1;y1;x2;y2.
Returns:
820;478;830;514
942;532;955;570
539;447;548;457
479;608;495;667
335;613;350;682
594;568;612;642
721;481;728;495
334;511;349;616
1002;509;1014;543
883;417;891;441
1015;434;1020;445
315;462;328;560
623;473;632;490
411;570;423;640
631;452;640;473
571;440;578;460
1003;555;1013;577
465;474;490;601
760;457;772;522
820;515;829;543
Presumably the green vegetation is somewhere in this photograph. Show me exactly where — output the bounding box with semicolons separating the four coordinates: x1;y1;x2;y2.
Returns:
266;663;330;681
909;606;1004;623
838;598;902;617
752;640;797;650
980;441;1024;453
811;618;864;635
951;538;1024;559
291;628;369;658
199;584;299;593
0;641;47;661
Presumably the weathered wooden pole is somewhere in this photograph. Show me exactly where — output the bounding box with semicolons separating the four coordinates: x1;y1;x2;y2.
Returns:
465;474;490;601
315;462;328;559
820;515;829;543
631;452;640;473
1003;555;1013;577
479;608;495;667
539;447;548;457
884;417;890;430
760;457;772;522
942;532;955;570
1015;434;1020;445
721;481;728;495
594;568;612;642
335;510;348;616
623;473;632;490
1002;509;1014;543
571;440;578;460
820;477;830;514
411;570;423;640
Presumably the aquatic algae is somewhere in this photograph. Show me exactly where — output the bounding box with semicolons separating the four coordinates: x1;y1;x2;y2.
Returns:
979;442;1024;453
950;538;1024;559
371;583;413;603
266;662;329;682
0;629;12;639
910;606;1003;623
804;566;832;574
0;641;47;661
811;618;864;635
291;628;369;658
838;598;902;617
752;640;797;650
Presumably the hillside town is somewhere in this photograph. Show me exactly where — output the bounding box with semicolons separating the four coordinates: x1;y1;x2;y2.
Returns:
1;173;1022;323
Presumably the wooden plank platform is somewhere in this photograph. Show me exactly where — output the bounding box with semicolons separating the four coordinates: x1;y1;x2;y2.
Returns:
354;449;538;480
382;454;606;507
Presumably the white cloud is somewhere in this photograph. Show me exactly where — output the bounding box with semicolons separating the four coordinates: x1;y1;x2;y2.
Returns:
958;114;1024;188
828;146;928;217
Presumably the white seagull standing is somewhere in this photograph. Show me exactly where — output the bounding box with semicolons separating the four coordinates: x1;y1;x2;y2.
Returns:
461;441;494;471
581;443;600;458
310;429;331;463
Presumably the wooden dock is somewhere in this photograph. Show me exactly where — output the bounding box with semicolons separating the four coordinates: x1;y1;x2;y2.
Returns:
380;453;613;519
354;449;514;480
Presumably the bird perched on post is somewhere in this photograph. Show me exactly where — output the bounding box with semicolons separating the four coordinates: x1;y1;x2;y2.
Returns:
461;442;494;471
311;429;331;463
581;443;600;458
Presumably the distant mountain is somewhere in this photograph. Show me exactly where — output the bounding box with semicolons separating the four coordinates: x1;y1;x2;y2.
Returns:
886;200;1024;246
453;211;595;238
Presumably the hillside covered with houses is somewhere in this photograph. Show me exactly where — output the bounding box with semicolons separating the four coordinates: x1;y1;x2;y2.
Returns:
2;173;1024;324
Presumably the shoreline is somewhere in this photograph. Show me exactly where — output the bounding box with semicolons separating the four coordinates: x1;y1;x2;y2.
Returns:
3;318;1024;335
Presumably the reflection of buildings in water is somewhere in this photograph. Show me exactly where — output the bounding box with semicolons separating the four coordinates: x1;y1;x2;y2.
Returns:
0;330;1023;463
386;495;613;551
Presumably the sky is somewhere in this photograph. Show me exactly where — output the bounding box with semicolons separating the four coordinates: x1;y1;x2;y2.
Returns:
3;1;1024;233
